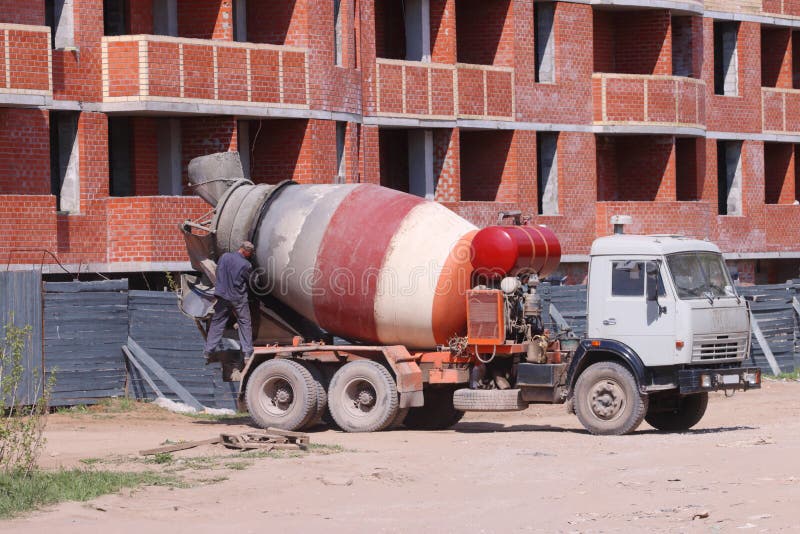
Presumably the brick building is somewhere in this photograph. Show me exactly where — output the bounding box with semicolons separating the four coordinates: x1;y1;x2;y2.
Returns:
2;0;800;284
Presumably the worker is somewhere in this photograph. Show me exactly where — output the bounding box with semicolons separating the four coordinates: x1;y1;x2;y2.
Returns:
203;241;255;362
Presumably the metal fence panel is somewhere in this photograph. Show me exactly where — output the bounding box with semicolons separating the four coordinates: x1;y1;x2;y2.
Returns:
0;271;43;406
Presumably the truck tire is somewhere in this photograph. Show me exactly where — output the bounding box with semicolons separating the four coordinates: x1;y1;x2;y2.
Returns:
404;387;465;429
245;359;318;431
645;393;708;432
327;361;399;433
387;408;410;429
453;388;528;412
296;361;328;430
573;361;648;436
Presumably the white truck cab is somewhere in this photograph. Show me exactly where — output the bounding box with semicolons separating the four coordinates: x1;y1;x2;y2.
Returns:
588;235;750;368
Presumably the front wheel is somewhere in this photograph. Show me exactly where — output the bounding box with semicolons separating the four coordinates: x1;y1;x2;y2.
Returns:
245;359;318;431
573;361;648;436
645;392;708;432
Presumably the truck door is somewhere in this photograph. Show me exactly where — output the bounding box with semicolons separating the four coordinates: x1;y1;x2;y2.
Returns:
589;258;677;366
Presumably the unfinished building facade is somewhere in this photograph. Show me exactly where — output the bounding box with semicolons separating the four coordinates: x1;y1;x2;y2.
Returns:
2;0;800;284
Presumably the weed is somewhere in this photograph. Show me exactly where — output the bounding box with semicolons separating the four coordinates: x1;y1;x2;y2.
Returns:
224;462;249;471
0;318;55;475
96;397;138;413
0;469;181;519
54;405;88;415
79;458;102;467
183;412;250;422
150;453;174;465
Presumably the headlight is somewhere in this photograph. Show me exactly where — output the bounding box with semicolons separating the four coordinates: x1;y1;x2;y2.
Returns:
743;372;760;385
700;374;712;388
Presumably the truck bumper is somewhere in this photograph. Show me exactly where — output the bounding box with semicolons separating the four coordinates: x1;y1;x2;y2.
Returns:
677;366;761;394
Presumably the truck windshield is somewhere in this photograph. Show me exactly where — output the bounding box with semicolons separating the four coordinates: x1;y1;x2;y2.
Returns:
666;252;735;300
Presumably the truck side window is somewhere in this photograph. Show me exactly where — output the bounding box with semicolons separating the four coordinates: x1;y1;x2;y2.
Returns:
646;261;667;297
611;261;644;296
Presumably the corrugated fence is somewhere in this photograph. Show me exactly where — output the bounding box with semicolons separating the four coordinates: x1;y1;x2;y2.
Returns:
1;272;798;409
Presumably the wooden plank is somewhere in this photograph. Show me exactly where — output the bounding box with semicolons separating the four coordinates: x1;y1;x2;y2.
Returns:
126;337;204;411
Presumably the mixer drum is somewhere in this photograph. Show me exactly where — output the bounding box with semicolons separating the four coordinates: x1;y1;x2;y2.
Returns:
215;182;477;349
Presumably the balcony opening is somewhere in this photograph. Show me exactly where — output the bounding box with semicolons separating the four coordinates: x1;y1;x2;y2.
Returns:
456;0;512;66
717;140;743;215
671;15;695;78
49;111;80;212
45;0;75;48
794;32;800;89
460;130;513;201
714;21;739;96
537;132;558;215
535;2;555;83
596;135;674;202
761;26;791;88
376;0;430;61
109;117;185;196
153;0;179;36
379;128;435;198
103;0;127;36
108;117;132;197
764;142;797;204
676;137;701;201
593;8;671;75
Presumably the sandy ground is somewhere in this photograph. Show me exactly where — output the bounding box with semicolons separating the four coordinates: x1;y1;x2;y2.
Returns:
2;380;799;533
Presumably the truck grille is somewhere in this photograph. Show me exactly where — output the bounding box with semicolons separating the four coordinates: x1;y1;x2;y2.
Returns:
692;332;748;361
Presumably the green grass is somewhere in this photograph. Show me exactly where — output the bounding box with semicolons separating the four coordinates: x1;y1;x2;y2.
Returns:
770;370;800;380
96;397;138;413
182;411;250;422
0;469;181;519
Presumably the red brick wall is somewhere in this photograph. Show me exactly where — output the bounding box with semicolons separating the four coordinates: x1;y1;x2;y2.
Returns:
177;0;231;40
0;195;57;265
593;9;671;75
597;135;675;202
433;128;459;202
246;0;308;46
248;119;336;185
761;27;792;88
0;109;50;195
127;0;154;34
181;117;237;191
459;130;514;201
764;142;795;205
131;118;159;196
456;0;514;66
0;1;44;25
53;0;104;102
430;0;455;64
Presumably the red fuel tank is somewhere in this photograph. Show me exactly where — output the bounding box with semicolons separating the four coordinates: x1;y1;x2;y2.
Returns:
470;225;561;279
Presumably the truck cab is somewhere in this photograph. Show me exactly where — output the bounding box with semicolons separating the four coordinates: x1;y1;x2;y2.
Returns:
561;234;761;434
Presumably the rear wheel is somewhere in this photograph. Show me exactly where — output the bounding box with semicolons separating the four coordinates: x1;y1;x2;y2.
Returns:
573;361;647;436
245;359;318;431
405;387;465;430
296;361;328;430
645;392;708;432
328;361;399;433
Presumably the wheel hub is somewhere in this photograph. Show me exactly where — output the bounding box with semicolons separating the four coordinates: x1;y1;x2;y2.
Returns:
354;387;376;408
274;386;293;406
590;380;624;420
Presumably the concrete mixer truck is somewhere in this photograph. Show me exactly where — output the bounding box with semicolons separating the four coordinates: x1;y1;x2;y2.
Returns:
178;152;761;436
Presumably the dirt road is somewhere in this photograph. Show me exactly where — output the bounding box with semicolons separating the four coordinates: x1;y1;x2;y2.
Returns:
2;380;799;533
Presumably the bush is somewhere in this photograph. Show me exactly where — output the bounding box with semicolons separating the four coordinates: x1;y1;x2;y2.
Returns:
0;317;53;475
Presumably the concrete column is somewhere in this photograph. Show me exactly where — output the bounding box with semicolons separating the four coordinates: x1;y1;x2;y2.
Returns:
238;120;251;179
50;0;75;48
405;0;431;62
408;129;434;199
157;118;183;195
535;3;555;83
233;0;247;42
153;0;178;37
335;122;346;183
537;132;558;215
719;141;743;216
54;112;80;212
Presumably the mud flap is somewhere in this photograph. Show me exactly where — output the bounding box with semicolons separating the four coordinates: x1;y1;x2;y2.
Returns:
382;346;424;408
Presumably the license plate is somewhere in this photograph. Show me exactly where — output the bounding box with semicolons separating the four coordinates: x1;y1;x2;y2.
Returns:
722;374;741;385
